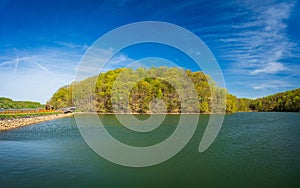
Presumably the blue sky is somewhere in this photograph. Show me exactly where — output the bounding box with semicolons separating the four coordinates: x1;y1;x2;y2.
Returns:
0;0;299;103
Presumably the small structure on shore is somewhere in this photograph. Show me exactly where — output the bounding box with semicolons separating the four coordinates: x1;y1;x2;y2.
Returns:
59;107;76;114
45;104;54;110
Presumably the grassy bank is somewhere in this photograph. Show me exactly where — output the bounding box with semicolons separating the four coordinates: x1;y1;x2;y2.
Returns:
0;111;61;119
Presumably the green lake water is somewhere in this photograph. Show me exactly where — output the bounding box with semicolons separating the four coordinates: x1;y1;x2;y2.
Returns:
0;113;299;187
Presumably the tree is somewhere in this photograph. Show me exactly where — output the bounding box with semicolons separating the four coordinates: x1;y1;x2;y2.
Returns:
48;67;300;113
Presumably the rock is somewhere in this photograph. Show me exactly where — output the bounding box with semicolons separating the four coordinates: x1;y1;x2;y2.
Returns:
0;113;73;131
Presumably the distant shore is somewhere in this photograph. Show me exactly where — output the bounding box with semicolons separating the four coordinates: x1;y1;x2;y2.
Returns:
75;112;225;115
0;113;73;131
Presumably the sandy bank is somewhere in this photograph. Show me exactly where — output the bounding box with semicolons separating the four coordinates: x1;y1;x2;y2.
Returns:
0;113;73;131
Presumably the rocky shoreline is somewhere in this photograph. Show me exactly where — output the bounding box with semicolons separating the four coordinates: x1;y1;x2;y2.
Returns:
0;113;73;131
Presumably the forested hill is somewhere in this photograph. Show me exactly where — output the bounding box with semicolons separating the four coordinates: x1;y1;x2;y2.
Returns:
0;97;43;109
250;88;300;112
47;67;300;113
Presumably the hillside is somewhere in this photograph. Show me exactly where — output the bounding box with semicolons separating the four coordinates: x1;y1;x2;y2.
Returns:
0;97;44;109
48;67;243;113
47;67;300;113
250;88;300;112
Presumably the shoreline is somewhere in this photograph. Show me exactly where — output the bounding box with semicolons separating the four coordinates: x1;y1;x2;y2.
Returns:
74;112;229;115
0;113;73;131
1;111;296;132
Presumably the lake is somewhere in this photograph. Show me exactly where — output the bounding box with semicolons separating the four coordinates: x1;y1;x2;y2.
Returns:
0;113;299;187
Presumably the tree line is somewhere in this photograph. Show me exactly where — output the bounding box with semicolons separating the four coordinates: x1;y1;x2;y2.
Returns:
250;88;300;112
0;97;43;109
47;67;300;113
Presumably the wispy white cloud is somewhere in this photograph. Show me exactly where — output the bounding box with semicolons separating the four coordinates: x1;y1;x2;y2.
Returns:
221;1;296;76
252;80;292;90
0;54;76;83
74;46;134;81
0;0;298;102
249;61;285;75
188;0;300;98
55;41;89;50
0;47;82;103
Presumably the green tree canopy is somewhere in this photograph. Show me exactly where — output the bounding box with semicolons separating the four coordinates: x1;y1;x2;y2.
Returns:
0;97;43;109
47;67;300;113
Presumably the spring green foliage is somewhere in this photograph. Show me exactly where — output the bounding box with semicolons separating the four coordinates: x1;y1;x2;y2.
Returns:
0;97;43;109
94;67;209;113
47;86;73;109
237;98;253;112
250;88;300;112
225;94;238;113
0;112;60;119
47;67;300;113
